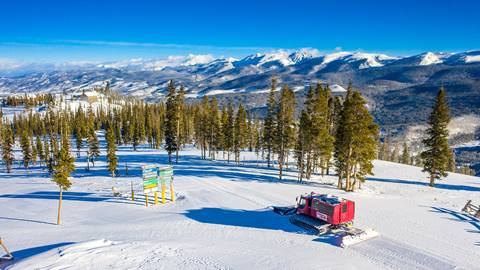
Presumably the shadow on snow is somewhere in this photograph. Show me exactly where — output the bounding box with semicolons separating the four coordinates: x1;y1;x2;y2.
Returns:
367;177;480;192
183;207;340;246
0;191;137;206
430;206;480;234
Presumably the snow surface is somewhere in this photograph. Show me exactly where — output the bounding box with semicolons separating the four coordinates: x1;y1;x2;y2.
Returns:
1;141;479;269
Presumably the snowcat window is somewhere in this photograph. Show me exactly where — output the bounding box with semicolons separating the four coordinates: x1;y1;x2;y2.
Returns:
342;204;348;213
298;198;307;208
312;200;319;210
318;203;333;216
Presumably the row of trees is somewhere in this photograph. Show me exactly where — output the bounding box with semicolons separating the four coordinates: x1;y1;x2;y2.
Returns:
1;93;54;107
0;81;463;191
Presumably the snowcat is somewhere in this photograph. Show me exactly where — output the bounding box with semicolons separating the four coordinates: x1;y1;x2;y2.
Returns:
273;193;379;247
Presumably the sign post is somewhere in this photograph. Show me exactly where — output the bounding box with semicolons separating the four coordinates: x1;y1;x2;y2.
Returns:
141;165;174;207
142;165;159;207
159;166;174;203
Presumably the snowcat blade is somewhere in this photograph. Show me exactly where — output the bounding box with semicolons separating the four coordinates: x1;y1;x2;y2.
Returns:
340;228;380;248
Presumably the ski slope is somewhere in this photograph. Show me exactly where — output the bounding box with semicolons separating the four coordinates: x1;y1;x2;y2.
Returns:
1;144;479;270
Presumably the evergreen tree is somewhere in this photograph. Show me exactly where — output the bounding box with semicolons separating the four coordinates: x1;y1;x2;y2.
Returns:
31;138;38;166
312;85;334;176
106;121;118;177
421;88;451;187
75;125;83;157
390;143;399;163
275;84;295;180
263;78;277;167
334;88;379;191
208;97;221;159
164;80;178;162
20;130;31;168
36;136;44;166
233;103;248;163
448;149;456;173
88;129;100;167
295;110;311;181
401;142;411;165
175;85;186;163
44;138;54;173
2;123;14;173
223;102;235;162
52;120;75;225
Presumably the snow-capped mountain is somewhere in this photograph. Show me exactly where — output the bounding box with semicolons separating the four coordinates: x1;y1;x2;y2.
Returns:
1;48;480;131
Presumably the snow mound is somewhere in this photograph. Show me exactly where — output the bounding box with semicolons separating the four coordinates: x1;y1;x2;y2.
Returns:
6;239;197;270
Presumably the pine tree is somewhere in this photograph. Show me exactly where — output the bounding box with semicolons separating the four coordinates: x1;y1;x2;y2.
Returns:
313;85;334;176
20;130;31;168
208;97;221;159
223;102;235;162
275;84;295;180
36;136;44;166
421;88;451;187
106;121;118;177
44;138;54;173
2;123;14;173
31;138;38;166
164;80;178;162
390;143;399;163
334;88;379;191
295;111;310;181
175;85;186;163
448;149;456;173
233;103;248;163
75;125;83;157
401;142;411;165
88;129;100;167
263;78;277;167
52;119;75;225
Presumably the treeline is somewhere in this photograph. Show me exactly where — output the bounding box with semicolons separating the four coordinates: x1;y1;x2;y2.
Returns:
1;93;54;107
0;80;465;192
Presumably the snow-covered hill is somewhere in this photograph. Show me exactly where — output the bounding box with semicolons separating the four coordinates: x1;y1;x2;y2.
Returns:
1;143;479;269
1;49;479;99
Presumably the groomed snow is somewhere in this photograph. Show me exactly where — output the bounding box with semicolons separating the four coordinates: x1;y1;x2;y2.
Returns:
1;142;479;269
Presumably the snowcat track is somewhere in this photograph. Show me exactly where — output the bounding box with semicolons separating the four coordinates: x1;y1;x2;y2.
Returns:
289;214;331;235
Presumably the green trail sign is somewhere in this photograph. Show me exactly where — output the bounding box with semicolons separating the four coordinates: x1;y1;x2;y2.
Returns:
142;165;159;193
159;166;173;185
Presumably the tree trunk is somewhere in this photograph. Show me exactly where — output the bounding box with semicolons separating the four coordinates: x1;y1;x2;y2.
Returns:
429;174;435;187
57;188;63;225
176;115;180;163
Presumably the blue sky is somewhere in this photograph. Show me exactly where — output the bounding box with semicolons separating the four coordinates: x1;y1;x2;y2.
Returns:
1;0;479;62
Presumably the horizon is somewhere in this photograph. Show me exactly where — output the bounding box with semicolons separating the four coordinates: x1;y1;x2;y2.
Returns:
1;0;480;63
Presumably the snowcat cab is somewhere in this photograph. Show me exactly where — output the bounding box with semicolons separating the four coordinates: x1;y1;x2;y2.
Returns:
296;193;354;225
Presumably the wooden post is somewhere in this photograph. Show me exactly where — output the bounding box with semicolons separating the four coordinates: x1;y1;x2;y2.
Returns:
170;181;175;202
154;191;158;205
0;238;13;259
161;183;166;204
462;200;472;212
57;188;63;225
145;194;149;207
131;181;134;201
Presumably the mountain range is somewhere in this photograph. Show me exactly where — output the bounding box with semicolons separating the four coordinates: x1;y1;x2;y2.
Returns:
1;48;480;130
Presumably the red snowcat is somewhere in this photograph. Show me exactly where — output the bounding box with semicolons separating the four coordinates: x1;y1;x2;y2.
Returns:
274;193;379;247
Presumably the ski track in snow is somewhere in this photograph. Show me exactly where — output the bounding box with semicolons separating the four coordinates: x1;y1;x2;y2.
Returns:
350;236;464;270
